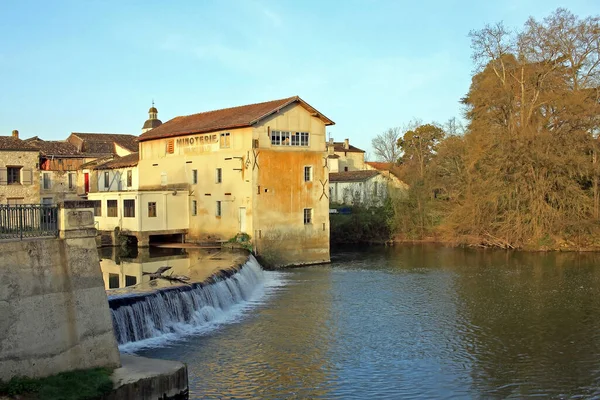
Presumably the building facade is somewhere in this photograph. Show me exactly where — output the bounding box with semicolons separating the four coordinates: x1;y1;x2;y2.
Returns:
87;152;188;246
24;137;90;204
0;131;40;204
137;96;334;266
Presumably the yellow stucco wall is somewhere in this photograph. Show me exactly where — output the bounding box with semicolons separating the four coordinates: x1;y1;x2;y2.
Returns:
87;191;188;233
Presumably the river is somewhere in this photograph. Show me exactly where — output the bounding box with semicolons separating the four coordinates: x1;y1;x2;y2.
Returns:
121;245;600;399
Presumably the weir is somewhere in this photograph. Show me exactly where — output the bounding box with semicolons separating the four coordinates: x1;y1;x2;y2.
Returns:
109;255;265;345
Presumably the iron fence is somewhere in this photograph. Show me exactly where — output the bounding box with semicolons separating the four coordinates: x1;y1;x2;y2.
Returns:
0;204;59;240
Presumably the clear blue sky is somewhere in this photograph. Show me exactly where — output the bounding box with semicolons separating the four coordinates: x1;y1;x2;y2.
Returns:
0;0;597;155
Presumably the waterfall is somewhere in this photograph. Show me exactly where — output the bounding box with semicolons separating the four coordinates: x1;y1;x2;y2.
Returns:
108;255;267;347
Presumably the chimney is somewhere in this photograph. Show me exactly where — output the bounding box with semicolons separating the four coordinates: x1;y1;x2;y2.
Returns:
11;130;18;139
344;138;349;150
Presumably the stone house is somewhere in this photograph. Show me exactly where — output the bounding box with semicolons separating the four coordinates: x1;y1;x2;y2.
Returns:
24;137;89;204
0;130;40;204
136;96;335;266
67;132;138;196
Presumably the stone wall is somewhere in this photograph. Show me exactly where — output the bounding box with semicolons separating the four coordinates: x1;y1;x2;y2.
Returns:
0;150;40;204
40;170;79;204
0;226;120;381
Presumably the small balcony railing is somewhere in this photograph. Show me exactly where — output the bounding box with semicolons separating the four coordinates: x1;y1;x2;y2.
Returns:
0;204;59;240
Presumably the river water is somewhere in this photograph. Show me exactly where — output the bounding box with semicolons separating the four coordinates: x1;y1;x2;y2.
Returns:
133;245;600;399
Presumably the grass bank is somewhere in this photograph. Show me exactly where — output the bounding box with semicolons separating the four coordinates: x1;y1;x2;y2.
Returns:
0;368;113;400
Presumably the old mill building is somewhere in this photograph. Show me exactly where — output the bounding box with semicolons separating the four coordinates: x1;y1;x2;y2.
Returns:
91;96;335;266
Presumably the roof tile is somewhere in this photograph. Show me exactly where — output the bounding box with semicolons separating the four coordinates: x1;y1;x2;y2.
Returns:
138;96;334;142
329;170;379;182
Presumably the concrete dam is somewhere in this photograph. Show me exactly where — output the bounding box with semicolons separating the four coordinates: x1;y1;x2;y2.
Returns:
107;255;271;348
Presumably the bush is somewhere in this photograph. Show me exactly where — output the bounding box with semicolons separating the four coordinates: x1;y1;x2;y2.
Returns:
330;202;393;244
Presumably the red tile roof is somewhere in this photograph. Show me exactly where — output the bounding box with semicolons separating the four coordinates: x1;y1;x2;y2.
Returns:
329;170;379;182
0;136;39;151
95;153;139;170
25;137;80;156
138;96;335;142
366;161;403;180
69;133;138;154
328;142;365;153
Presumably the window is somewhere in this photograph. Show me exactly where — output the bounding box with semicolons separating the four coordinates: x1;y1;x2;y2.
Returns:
42;173;51;189
270;131;310;147
93;200;102;216
373;181;378;196
215;168;222;183
304;208;313;224
104;171;110;189
344;166;349;172
220;132;231;148
42;197;53;205
125;275;137;287
127;170;132;187
148;202;157;217
68;173;75;190
7;198;23;205
7;167;21;184
161;172;167;186
216;201;222;217
304;166;313;182
166;139;174;154
192;169;198;185
191;200;197;216
123;199;135;218
108;273;119;289
107;200;118;217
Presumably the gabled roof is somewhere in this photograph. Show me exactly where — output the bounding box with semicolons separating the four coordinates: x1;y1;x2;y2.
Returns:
95;153;139;170
69;133;139;154
0;136;39;152
24;137;80;157
138;96;335;142
328;141;365;153
329;170;379;182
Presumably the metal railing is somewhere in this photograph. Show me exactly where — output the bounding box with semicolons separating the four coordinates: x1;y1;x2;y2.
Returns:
0;204;59;240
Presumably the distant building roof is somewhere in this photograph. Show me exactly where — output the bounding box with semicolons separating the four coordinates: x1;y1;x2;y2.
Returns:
365;161;403;179
24;137;80;156
79;156;114;170
328;141;365;153
95;153;139;170
69;133;139;154
0;136;39;152
329;170;379;182
138;96;335;142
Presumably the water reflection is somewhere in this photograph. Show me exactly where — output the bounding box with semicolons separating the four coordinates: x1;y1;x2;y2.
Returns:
98;246;247;292
137;245;600;399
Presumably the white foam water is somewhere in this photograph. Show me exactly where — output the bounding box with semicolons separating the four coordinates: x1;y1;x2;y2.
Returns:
108;255;286;352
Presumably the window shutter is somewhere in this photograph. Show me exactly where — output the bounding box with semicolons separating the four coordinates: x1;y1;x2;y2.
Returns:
0;168;6;185
23;169;33;185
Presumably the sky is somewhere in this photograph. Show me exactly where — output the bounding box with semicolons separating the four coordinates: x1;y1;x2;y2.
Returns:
0;0;598;156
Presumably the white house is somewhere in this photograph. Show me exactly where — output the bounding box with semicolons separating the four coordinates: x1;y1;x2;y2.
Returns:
329;170;390;207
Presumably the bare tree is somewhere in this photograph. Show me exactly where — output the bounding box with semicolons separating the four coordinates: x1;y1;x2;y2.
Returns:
443;117;465;136
372;127;402;163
